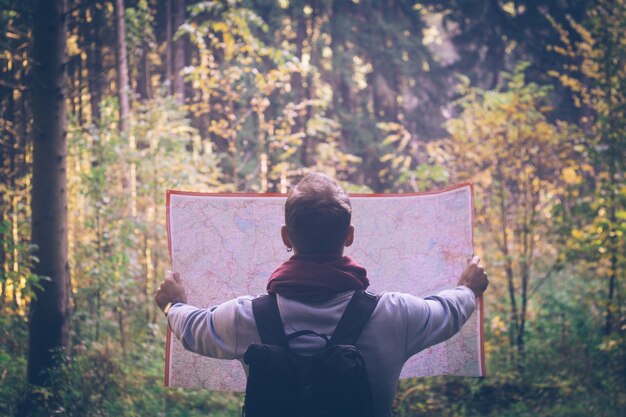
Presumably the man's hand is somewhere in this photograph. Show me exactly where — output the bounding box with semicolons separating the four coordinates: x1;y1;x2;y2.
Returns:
155;271;188;312
457;256;489;297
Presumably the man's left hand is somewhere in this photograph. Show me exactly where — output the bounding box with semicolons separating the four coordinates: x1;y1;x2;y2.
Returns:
155;271;188;312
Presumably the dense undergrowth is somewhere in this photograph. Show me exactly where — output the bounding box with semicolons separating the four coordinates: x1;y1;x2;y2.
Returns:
1;275;623;417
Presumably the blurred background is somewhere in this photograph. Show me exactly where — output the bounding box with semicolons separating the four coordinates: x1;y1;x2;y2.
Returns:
0;0;624;415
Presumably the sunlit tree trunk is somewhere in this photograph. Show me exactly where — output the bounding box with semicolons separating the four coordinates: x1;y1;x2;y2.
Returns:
115;0;131;134
115;0;137;215
67;9;83;126
7;83;18;309
0;85;5;241
94;205;103;342
256;108;268;192
0;182;5;311
27;0;70;388
1;81;12;311
114;0;133;357
10;132;19;309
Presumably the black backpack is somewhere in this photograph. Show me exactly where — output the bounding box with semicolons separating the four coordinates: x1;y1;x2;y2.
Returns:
242;290;379;417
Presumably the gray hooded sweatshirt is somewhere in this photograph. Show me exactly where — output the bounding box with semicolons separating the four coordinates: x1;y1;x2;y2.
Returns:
167;286;476;417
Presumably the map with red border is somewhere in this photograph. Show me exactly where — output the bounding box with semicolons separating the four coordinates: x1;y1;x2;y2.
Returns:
165;183;484;390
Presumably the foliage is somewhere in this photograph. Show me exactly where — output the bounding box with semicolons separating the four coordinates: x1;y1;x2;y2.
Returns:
0;0;625;416
547;0;626;338
437;63;584;360
0;314;27;416
182;0;362;191
0;220;49;306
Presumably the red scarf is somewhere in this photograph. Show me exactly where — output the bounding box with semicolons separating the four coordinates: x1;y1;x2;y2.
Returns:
267;255;369;301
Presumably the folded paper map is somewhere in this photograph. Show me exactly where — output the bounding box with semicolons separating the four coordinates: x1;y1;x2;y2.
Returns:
165;183;485;390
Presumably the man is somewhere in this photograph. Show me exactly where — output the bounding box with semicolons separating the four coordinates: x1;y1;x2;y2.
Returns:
155;173;488;417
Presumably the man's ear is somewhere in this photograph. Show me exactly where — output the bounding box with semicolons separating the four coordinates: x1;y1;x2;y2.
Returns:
281;225;292;248
344;225;354;247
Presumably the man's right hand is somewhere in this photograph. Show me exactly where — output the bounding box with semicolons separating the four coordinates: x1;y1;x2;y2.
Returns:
457;256;489;297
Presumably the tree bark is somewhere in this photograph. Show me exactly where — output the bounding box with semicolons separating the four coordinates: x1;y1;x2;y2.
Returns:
76;48;84;125
0;150;5;311
136;40;151;101
0;79;12;311
330;0;352;114
115;0;137;217
172;0;186;101
85;1;104;124
291;7;309;166
115;0;131;134
9;86;19;310
497;166;518;354
28;0;70;387
602;15;621;336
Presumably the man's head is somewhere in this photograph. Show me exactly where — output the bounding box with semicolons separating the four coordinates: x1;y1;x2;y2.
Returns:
282;173;354;255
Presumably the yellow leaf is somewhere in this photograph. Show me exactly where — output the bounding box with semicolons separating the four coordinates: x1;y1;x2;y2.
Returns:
562;166;583;185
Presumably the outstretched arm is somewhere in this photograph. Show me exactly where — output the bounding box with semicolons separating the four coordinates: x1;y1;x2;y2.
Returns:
154;271;254;360
404;256;488;357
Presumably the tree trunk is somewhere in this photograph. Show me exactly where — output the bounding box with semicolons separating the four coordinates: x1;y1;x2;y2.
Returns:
291;7;309;166
496;168;518;355
605;166;618;335
10;129;19;309
602;18;621;336
115;0;131;134
86;1;104;124
115;0;137;217
0;172;3;311
0;179;5;312
330;0;351;114
518;229;529;359
76;49;84;125
0;80;12;311
172;0;186;101
137;40;151;101
27;0;70;387
68;56;77;119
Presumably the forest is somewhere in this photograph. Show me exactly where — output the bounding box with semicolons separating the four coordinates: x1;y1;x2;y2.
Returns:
0;0;624;415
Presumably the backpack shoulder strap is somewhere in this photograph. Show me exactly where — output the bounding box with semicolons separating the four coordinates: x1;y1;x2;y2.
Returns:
251;294;286;345
329;290;379;346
